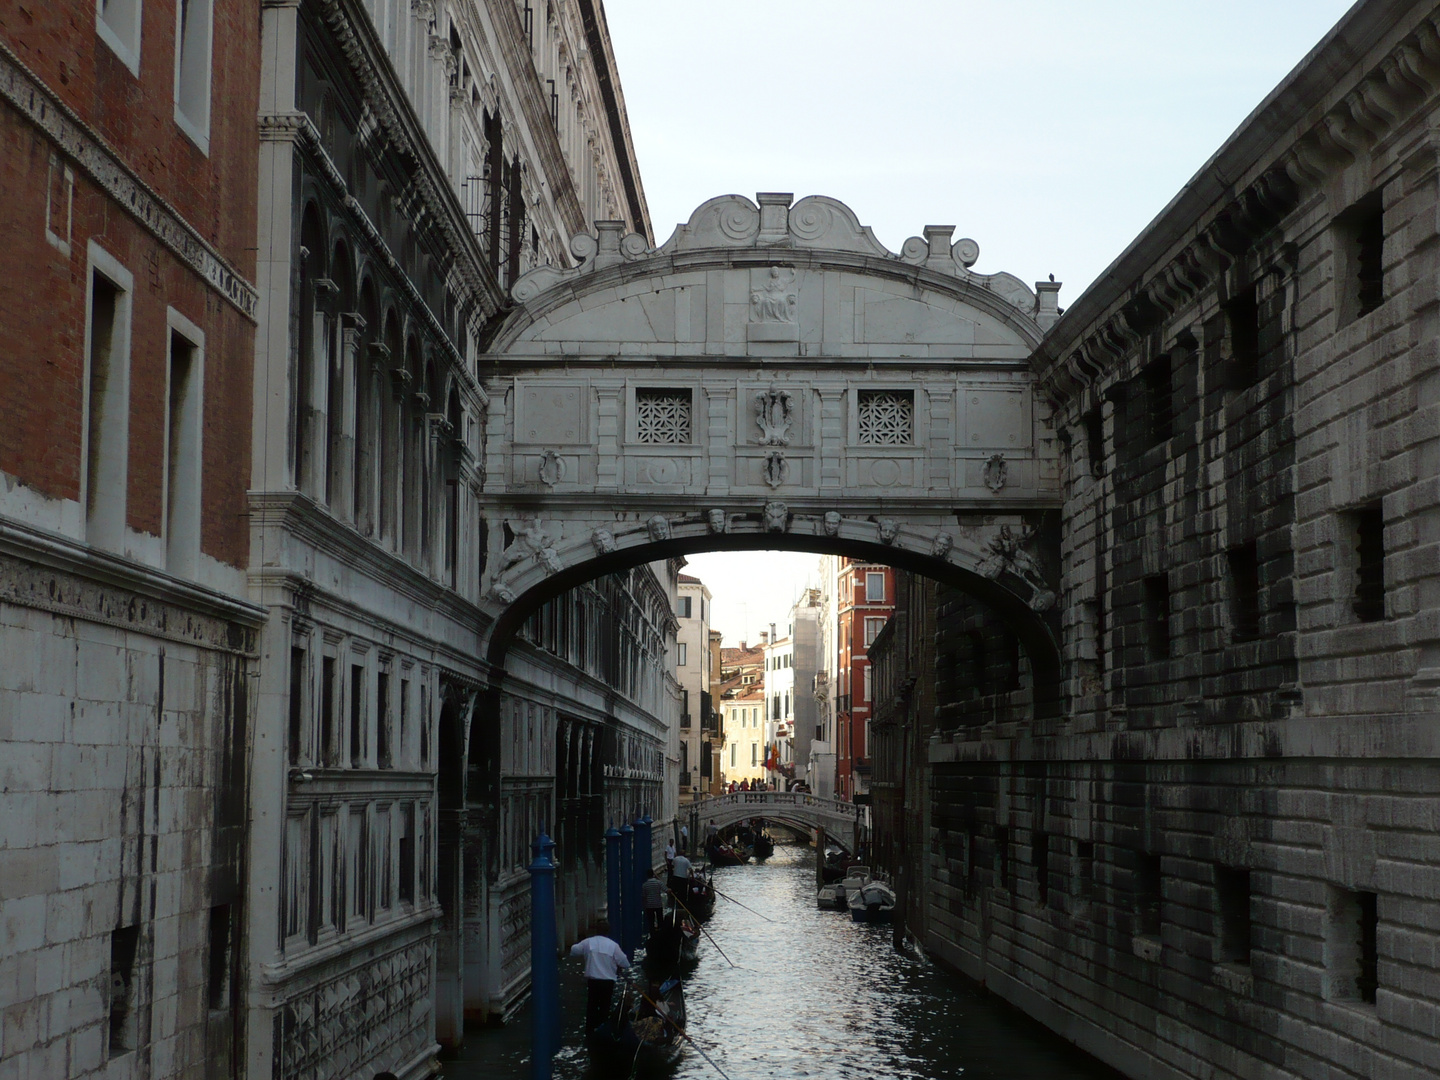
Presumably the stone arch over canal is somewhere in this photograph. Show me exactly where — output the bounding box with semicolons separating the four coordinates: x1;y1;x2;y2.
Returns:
475;192;1067;684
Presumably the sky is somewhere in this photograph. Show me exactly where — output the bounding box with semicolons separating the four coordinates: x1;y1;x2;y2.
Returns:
602;1;1356;644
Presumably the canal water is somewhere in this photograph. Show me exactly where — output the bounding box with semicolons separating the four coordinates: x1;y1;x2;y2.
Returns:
444;841;1123;1080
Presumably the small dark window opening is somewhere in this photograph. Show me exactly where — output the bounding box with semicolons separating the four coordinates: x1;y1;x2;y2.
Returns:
996;826;1010;891
109;924;141;1056
288;646;305;765
1142;356;1172;448
1083;407;1104;477
320;656;336;767
1134;853;1162;938
1357;891;1379;1003
349;664;364;767
1076;841;1095;901
1143;575;1171;661
399;803;416;905
1224;285;1261;390
1349;505;1385;622
400;678;411;765
1330;887;1379;1003
1228;543;1262;642
207;904;232;1011
377;672;391;768
1352;196;1385;317
1216;867;1252;966
965;824;979;899
1033;832;1050;906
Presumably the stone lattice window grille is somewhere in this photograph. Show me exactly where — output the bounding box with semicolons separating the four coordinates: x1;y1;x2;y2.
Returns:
857;389;914;445
634;388;692;444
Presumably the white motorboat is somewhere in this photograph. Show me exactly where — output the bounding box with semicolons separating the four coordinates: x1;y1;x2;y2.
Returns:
848;880;896;924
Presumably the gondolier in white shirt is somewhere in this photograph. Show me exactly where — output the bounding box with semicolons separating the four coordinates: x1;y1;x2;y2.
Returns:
666;851;691;908
569;933;630;1036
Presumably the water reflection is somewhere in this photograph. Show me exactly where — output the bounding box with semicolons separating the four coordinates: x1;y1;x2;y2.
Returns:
445;842;1123;1080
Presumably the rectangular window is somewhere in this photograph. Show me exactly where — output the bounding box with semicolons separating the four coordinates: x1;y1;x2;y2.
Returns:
283;811;310;942
1143;575;1171;662
677;642;687;667
108;924;141;1056
1224;285;1261;390
348;808;368;922
319;811;339;932
1326;887;1378;1004
1141;355;1172;448
857;389;914;445
634;388;692;444
174;0;213;150
399;803;416;905
730;744;736;767
206;904;231;1011
865;571;885;603
400;678;410;767
374;808;392;910
1134;852;1163;939
862;666;872;703
1083;407;1104;477
864;616;886;646
678;596;692;619
84;249;133;553
420;683;429;766
1343;505;1385;622
164;321;203;575
320;656;336;767
376;672;391;768
349;664;365;767
1336;191;1385;324
751;743;757;766
97;0;144;76
288;646;306;766
1227;543;1262;642
1215;866;1252;966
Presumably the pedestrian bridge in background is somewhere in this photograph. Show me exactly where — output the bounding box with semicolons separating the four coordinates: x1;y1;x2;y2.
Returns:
685;790;870;842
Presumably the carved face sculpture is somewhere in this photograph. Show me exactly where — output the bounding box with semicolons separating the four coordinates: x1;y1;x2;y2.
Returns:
877;518;899;545
931;531;954;559
707;509;727;534
648;515;671;542
764;501;789;533
591;529;616;556
823;511;842;537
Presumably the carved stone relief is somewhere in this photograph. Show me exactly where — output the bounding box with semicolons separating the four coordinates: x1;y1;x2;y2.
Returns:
748;267;799;342
931;532;954;559
984;453;1009;493
538;449;566;487
755;387;795;446
764;502;789;533
763;451;790;488
591;528;616;555
647;515;671;542
977;525;1054;611
502;517;558;570
822;511;842;537
707;509;727;534
877;518;899;545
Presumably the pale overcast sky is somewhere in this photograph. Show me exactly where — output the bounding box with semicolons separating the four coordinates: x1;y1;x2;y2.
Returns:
603;1;1356;645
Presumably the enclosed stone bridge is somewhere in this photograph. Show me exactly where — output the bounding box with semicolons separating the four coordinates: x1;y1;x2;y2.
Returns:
477;193;1065;682
686;791;870;847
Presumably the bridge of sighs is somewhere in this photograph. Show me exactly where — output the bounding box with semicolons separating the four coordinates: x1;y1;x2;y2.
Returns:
475;192;1066;681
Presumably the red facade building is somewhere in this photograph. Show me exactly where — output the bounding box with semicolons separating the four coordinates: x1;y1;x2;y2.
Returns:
834;559;894;800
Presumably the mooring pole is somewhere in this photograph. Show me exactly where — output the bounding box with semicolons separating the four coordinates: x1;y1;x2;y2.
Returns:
619;821;636;958
529;832;558;1080
605;824;621;941
635;814;653;939
816;826;827;890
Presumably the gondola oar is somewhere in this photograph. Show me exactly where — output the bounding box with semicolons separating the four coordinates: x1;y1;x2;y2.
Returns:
630;984;733;1080
708;883;774;923
667;887;738;968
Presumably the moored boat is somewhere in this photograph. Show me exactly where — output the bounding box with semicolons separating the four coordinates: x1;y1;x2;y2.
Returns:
644;909;700;970
816;882;847;910
848;879;896;924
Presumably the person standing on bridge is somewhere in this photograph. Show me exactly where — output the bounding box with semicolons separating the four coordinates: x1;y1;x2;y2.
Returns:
569;932;630;1036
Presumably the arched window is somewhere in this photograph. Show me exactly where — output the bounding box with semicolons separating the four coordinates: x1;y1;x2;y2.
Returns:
354;278;380;534
326;239;354;511
379;311;401;546
296;205;327;495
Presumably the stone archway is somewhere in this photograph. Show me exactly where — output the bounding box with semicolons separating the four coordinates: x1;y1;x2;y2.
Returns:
477;192;1064;679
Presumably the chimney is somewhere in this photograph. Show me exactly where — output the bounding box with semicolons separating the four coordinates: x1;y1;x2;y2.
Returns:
739;640;747;651
759;631;768;645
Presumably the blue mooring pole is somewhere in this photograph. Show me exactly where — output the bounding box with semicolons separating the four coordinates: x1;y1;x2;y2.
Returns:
619;821;635;958
528;832;557;1080
635;814;653;940
605;825;621;941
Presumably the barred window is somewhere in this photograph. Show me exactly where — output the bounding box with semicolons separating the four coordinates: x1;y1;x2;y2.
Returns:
635;388;692;444
857;390;914;445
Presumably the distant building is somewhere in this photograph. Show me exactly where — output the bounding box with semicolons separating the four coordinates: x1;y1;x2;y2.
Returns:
676;574;713;799
834;561;895;800
721;689;767;785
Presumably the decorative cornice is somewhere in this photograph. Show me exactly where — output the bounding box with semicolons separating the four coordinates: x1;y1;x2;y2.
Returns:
0;517;266;653
0;38;259;321
1032;3;1440;408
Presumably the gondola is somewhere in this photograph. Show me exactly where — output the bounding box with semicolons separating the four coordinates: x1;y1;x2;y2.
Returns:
820;848;852;883
644;909;700;970
705;839;750;867
589;972;687;1073
679;868;717;921
751;830;775;860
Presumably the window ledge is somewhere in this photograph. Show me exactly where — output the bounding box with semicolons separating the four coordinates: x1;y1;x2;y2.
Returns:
1212;962;1253;996
174;105;211;157
1131;935;1161;962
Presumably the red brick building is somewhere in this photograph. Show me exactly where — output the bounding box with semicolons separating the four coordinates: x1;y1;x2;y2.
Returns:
0;3;262;1078
833;559;894;801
